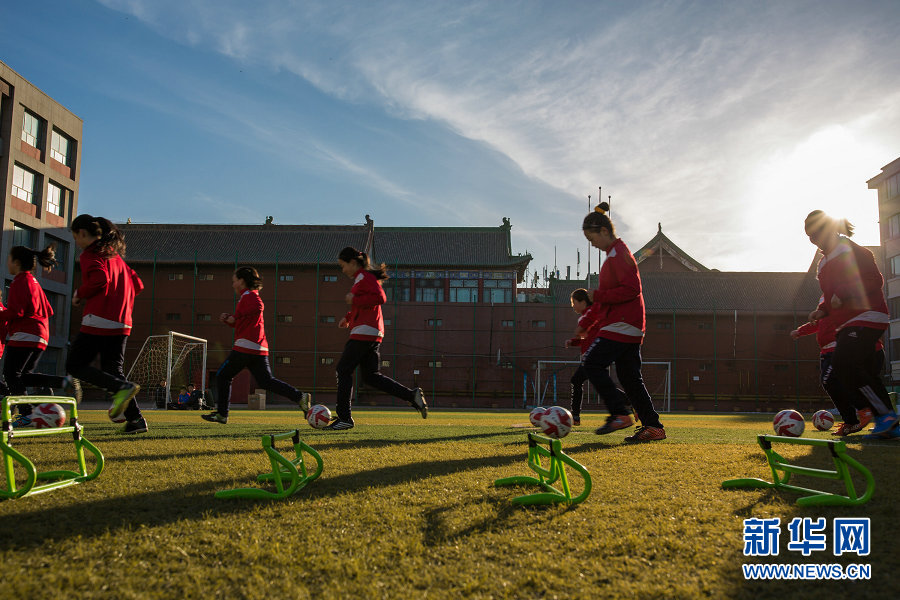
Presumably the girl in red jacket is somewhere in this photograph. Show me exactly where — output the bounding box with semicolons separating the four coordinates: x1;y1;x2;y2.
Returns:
1;245;79;427
202;266;311;424
329;247;427;430
67;215;146;433
805;210;896;438
580;203;665;442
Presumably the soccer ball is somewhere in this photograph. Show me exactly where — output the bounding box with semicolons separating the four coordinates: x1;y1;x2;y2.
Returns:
307;404;332;429
529;406;548;427
539;406;574;439
773;409;805;437
32;403;66;428
812;409;835;431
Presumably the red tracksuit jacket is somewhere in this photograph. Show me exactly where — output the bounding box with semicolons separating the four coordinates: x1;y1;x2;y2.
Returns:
568;308;601;355
344;269;385;342
582;238;645;344
0;272;51;349
77;244;144;336
227;289;269;355
815;237;889;332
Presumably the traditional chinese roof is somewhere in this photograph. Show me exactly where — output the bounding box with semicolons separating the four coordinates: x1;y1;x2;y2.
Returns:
634;223;710;272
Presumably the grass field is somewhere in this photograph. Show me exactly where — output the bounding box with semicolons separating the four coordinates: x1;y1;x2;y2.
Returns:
1;408;898;599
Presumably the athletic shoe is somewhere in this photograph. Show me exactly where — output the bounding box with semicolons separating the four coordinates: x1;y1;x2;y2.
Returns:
856;408;873;428
121;417;148;434
624;426;666;443
573;415;581;426
62;375;83;403
325;418;354;430
832;422;865;436
12;414;32;428
299;392;312;417
109;383;140;421
411;388;428;419
201;412;227;424
595;414;633;435
870;411;899;435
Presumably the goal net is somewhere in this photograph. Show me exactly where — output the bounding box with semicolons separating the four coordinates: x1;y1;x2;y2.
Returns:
534;359;672;412
126;332;208;409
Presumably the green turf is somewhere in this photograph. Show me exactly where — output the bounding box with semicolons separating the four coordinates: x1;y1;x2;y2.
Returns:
1;409;897;599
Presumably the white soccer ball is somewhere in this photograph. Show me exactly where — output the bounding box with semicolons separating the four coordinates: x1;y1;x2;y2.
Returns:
529;406;548;427
812;409;835;431
773;409;805;437
539;406;574;439
307;404;332;429
32;403;66;428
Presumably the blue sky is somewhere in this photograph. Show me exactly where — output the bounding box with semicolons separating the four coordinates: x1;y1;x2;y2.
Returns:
3;0;899;276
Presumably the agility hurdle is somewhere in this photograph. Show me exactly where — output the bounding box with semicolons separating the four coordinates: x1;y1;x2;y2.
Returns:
494;432;592;505
722;435;875;507
216;429;323;500
1;396;104;500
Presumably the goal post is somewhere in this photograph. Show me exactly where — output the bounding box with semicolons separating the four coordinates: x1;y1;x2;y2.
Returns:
534;359;671;412
126;332;208;408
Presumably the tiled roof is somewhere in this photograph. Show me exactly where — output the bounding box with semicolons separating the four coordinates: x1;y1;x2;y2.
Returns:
373;226;532;270
119;223;370;264
633;224;710;272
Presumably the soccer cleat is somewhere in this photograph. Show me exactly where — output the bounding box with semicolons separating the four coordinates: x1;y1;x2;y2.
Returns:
411;388;428;419
870;411;898;435
595;414;633;435
573;415;581;426
121;417;149;434
831;422;865;436
324;418;354;430
109;382;140;421
12;414;32;428
624;426;666;443
299;392;312;417
63;375;83;403
201;412;228;424
856;408;873;428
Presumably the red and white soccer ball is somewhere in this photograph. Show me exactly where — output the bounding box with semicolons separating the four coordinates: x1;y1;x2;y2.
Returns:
307;404;332;429
812;409;835;431
32;403;66;428
773;409;805;437
539;406;574;439
529;406;548;427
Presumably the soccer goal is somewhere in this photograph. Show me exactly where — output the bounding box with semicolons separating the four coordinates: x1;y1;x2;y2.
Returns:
534;359;672;412
126;332;208;408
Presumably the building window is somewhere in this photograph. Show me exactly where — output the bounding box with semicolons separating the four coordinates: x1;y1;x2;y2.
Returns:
698;322;713;330
169;273;183;281
415;279;444;303
426;319;442;327
891;255;900;277
21;111;42;148
656;321;673;329
275;356;291;365
484;279;512;303
166;313;181;321
428;361;442;368
197;314;212;321
12;164;37;204
384;318;391;326
888;214;900;239
774;363;790;372
46;236;68;273
45;291;63;336
888;173;900;200
279;274;294;282
500;361;514;369
323;275;337;282
320;357;334;365
531;320;546;328
698;362;713;371
501;320;514;327
320;315;335;323
449;279;478;302
384;279;410;302
11;222;36;248
50;129;71;165
46;182;65;217
198;273;214;280
381;360;391;368
277;314;293;323
890;297;900;320
891;338;900;359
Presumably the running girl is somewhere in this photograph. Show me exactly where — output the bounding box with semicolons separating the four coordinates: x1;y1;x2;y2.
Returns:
329;247;427;430
565;288;602;427
580;202;665;442
66;215;146;434
202;266;311;424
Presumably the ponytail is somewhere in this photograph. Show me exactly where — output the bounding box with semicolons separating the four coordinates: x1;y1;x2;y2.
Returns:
9;245;56;272
582;201;616;236
338;246;389;281
805;210;855;239
70;214;126;257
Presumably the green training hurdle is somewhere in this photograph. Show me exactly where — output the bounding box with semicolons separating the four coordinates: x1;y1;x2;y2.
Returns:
1;396;104;500
216;429;323;500
494;432;592;506
722;434;875;507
